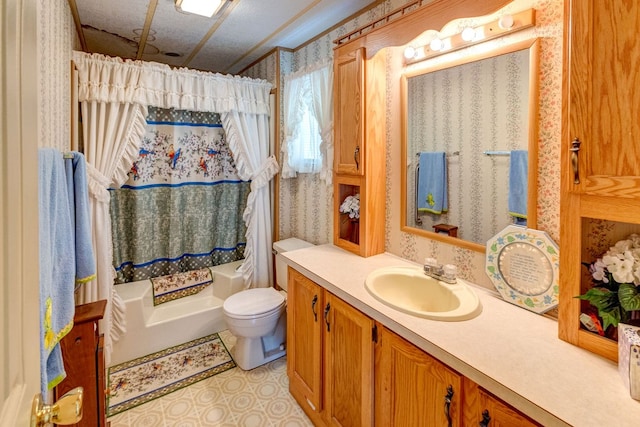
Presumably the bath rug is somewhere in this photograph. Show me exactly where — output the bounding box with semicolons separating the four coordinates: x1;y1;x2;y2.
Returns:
106;333;235;416
150;268;212;305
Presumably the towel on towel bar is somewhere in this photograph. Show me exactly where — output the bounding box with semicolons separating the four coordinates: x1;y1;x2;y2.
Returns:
417;152;448;215
508;150;528;223
39;148;75;398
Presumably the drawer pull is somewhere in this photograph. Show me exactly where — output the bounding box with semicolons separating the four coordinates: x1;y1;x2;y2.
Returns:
444;384;454;427
569;137;581;184
479;409;491;427
311;295;318;322
324;303;331;332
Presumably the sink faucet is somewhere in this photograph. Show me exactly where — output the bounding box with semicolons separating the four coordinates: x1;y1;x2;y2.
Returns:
423;258;457;284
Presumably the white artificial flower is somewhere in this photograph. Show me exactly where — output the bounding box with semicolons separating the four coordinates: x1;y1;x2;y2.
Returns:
614;239;634;253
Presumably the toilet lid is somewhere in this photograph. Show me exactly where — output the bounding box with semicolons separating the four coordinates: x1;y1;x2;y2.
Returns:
223;288;285;317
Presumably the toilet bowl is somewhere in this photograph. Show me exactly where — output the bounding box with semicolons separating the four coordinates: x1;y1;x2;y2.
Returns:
222;238;314;370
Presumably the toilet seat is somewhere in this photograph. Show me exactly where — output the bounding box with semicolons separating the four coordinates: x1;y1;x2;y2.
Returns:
223;288;285;319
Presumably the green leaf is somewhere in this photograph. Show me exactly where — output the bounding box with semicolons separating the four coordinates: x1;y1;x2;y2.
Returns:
547;246;557;255
576;288;618;311
618;283;640;311
491;243;498;252
507;235;515;243
524;298;534;308
599;306;622;330
487;266;495;274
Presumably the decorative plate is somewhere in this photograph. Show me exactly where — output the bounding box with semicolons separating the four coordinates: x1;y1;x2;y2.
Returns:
485;225;560;314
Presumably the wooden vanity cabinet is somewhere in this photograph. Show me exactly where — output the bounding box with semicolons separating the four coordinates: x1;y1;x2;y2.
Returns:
375;326;463;427
559;0;640;361
288;268;541;426
462;378;540;427
287;267;375;426
333;40;386;258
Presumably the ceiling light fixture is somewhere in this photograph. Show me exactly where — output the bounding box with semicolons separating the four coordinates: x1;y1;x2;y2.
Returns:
175;0;223;18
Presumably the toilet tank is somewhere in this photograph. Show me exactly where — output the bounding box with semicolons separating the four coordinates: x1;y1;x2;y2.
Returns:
273;238;314;291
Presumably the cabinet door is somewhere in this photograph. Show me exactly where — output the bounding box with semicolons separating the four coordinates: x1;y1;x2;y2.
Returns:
334;46;365;176
287;268;324;418
323;293;374;427
478;388;540;427
560;0;640;361
566;0;640;196
376;326;463;427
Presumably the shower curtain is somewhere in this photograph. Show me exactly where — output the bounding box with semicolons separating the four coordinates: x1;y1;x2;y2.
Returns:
110;107;249;283
73;51;275;363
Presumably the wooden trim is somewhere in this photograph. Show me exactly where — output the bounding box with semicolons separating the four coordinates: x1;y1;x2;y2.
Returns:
70;62;79;151
400;38;540;253
66;0;87;51
135;0;158;60
295;0;387;52
335;0;512;58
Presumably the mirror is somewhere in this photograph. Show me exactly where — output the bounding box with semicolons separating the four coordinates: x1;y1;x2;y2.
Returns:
401;39;539;252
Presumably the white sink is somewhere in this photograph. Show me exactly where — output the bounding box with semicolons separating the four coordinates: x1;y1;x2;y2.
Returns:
364;266;482;321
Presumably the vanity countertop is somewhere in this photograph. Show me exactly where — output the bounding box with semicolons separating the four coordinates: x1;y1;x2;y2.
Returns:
281;244;640;427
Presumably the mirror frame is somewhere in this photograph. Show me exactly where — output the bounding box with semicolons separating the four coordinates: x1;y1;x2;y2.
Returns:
400;38;540;252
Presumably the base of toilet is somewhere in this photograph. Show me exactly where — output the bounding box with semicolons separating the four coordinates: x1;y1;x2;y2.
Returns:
230;312;287;370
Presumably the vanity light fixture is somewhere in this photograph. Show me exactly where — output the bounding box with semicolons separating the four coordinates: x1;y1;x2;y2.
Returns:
405;8;536;65
175;0;223;17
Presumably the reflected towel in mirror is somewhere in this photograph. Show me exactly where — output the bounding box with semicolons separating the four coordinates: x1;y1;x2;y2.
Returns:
417;152;448;215
508;150;528;222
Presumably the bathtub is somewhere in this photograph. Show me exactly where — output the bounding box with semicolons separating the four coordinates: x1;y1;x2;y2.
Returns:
110;260;244;366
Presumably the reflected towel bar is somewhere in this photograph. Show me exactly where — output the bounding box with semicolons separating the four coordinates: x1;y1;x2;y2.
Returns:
483;150;511;156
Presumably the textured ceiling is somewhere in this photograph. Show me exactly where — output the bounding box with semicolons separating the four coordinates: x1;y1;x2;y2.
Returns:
69;0;380;74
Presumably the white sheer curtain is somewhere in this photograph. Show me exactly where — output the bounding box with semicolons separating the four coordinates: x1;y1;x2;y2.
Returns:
222;111;277;288
78;101;147;364
281;60;333;184
72;51;274;361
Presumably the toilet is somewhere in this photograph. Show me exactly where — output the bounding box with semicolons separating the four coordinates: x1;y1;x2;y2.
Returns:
223;238;314;370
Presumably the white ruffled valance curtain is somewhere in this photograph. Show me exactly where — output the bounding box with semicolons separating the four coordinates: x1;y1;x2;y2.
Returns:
72;51;275;362
282;60;334;184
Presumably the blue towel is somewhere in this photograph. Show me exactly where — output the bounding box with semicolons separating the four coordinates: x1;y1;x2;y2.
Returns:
38;149;76;398
417;152;448;214
64;152;97;286
508;150;528;221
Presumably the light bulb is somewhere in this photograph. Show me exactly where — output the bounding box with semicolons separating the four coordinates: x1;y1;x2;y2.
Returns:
461;27;476;42
404;46;416;59
429;38;444;52
499;14;514;30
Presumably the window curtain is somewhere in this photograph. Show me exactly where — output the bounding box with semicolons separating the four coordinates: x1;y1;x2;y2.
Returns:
282;60;334;185
72;51;274;362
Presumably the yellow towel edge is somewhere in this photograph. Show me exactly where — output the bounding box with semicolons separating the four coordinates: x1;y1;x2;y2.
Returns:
75;273;96;285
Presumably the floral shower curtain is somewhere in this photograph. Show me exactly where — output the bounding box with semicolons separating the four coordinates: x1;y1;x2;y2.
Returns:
110;107;249;283
73;51;274;362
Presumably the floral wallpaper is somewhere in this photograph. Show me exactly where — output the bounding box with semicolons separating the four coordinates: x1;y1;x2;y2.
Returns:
38;0;78;151
246;0;564;292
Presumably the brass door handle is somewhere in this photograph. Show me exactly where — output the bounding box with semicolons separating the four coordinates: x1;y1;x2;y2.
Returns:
31;387;83;426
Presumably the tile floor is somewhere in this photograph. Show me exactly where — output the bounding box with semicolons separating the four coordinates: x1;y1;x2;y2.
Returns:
107;330;313;426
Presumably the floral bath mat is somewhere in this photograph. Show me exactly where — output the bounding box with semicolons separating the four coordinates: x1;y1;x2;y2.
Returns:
150;268;212;305
106;333;235;416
